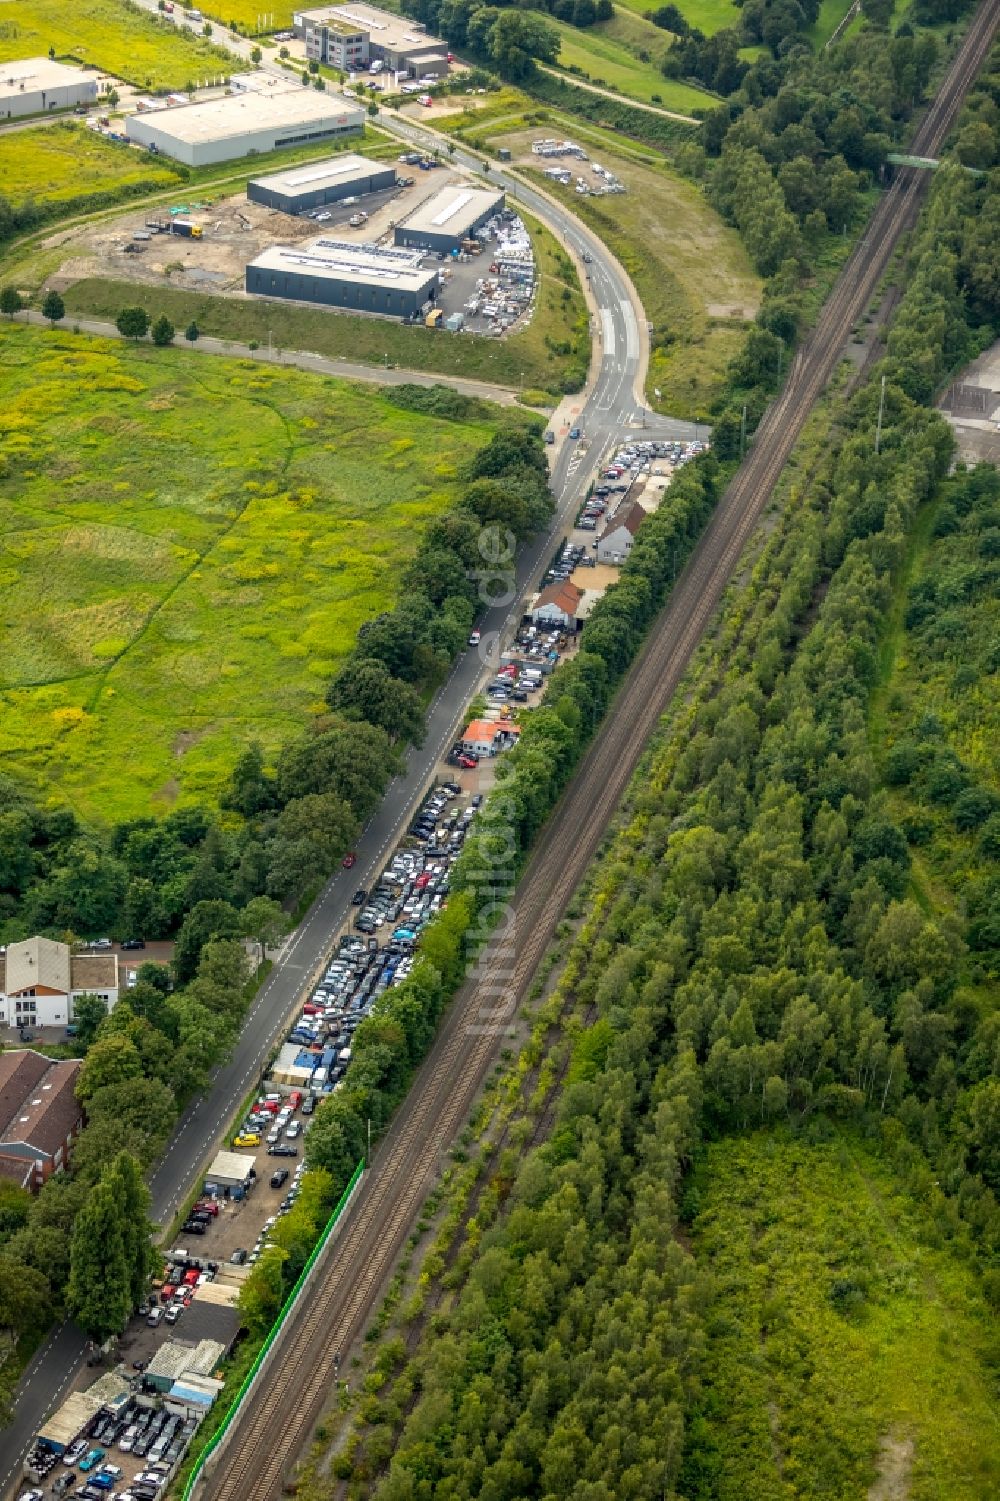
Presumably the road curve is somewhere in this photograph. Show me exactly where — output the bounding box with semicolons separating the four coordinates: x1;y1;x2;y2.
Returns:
198;5;1000;1498
0;53;658;1501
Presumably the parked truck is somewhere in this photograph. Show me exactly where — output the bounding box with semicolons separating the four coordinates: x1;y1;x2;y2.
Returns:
171;219;203;238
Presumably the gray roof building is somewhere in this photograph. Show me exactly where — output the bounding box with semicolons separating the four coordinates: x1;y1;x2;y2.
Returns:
394;185;505;254
247;236;438;318
248;152;396;213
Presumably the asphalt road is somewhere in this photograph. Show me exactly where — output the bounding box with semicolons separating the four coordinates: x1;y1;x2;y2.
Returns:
0;87;698;1497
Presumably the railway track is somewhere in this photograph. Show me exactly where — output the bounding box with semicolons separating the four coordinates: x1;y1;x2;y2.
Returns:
202;9;999;1498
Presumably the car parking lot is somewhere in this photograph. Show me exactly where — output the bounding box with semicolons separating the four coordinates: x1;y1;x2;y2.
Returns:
22;1397;200;1501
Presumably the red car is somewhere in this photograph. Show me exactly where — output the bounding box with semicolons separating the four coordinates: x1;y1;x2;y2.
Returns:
457;755;477;769
288;1090;303;1109
342;852;357;868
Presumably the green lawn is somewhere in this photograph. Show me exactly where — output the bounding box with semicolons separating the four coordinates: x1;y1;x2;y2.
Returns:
58;209;588;398
514;132;760;418
0;324;499;822
0;0;235;88
0;121;183;208
612;0;742;35
540;13;711;112
807;0;858;47
688;1131;1000;1500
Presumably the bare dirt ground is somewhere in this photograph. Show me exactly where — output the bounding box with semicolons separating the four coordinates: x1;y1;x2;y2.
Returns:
395;88;486;123
867;1433;914;1501
47;173;470;296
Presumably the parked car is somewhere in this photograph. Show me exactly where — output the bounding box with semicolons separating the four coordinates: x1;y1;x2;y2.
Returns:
63;1442;88;1467
270;1169;289;1189
79;1449;106;1473
164;1305;181;1325
230;1247;248;1264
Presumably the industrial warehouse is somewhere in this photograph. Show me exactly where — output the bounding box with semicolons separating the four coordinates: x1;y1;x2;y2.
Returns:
246;238;439;318
0;57;99;118
294;2;450;77
394;185;506;254
247;153;396;214
125;88;364;167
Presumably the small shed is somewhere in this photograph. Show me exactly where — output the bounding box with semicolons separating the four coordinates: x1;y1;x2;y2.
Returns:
205;1150;256;1192
166;1373;224;1416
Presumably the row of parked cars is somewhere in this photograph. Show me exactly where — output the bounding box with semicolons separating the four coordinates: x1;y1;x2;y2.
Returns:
21;1402;197;1501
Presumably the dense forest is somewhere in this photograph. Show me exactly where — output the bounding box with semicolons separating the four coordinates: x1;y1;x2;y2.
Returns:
316;38;1000;1501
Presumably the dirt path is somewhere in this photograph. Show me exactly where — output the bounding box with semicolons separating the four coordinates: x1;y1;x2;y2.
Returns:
536;64;700;125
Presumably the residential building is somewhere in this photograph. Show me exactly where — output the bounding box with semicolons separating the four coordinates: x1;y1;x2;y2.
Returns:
0;58;99;119
461;720;504;758
0;936;118;1029
529;580;584;630
596;499;647;564
0;1050;84;1189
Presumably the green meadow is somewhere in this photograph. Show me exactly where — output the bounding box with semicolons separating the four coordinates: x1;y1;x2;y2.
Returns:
0;121;182;208
687;1131;1000;1499
0;325;495;822
0;0;234;88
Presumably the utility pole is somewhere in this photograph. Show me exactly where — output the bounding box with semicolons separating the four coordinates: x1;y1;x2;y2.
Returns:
875;373;886;454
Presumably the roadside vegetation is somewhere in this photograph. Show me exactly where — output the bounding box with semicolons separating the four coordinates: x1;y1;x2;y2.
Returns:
289;24;1000;1501
0;0;234;89
56;208;589;398
517;138;760;418
0;325;496;821
0;122;183;209
0;379;552;1388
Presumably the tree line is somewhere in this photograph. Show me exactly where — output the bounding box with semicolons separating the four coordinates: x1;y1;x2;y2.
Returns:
0;399;551;1358
331;98;1000;1497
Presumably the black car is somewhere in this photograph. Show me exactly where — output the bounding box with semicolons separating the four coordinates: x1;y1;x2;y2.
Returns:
267;1143;298;1157
182;1220;207;1235
351;888;367;905
120;938;145;950
270;1169;289;1189
301;1095;316;1116
230;1248;248;1265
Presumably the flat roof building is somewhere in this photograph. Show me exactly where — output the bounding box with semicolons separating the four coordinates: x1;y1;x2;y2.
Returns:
125;88;364;167
395;185;505;254
247;236;438;319
248;152;396;213
294;3;450;76
0;58;99;119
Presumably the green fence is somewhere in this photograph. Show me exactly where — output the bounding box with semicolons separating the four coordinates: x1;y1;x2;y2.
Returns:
181;1159;365;1501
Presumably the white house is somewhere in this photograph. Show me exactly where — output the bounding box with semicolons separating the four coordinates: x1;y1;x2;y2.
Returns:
596;500;646;565
0;937;119;1029
528;579;584;631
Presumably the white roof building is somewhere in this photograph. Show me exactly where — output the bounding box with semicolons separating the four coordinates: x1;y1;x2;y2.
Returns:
0;58;99;119
125;88;364;166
